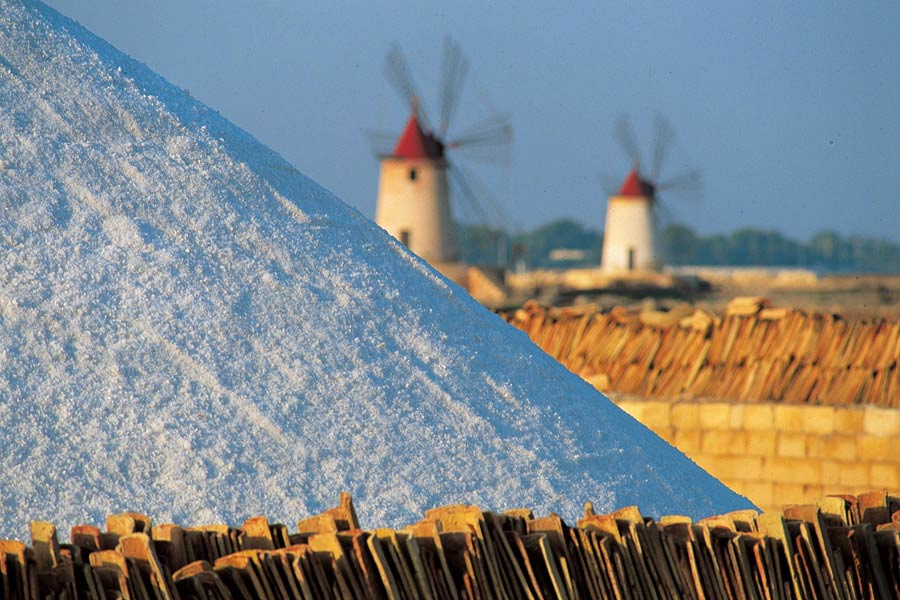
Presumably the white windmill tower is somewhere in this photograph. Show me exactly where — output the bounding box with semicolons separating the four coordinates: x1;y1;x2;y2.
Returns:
375;100;455;264
601;116;700;273
373;39;512;271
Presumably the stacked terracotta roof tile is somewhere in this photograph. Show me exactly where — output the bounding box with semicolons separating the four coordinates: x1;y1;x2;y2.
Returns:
7;491;900;599
501;298;900;406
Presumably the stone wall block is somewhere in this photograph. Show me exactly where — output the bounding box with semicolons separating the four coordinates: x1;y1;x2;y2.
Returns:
802;406;835;435
742;481;774;508
763;457;820;484
863;407;900;436
609;397;900;517
773;482;806;506
653;427;675;443
834;408;865;434
699;403;732;430
776;432;807;458
703;456;763;481
808;434;858;461
745;431;777;457
827;435;859;461
839;463;869;487
640;401;672;431
870;463;900;489
673;430;702;455
743;405;775;431
802;484;824;500
618;401;644;423
702;430;744;455
820;461;841;486
774;405;807;432
671;402;701;430
857;435;893;461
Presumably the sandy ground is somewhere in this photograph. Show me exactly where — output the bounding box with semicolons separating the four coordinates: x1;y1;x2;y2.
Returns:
526;272;900;320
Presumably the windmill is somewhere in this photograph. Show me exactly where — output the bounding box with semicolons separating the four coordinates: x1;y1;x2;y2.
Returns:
601;115;700;273
372;38;512;269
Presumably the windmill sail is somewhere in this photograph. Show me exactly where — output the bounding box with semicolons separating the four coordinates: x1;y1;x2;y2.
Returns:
384;44;431;130
439;37;469;136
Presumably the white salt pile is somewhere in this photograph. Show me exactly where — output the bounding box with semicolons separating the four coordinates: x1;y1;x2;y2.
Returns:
0;0;753;541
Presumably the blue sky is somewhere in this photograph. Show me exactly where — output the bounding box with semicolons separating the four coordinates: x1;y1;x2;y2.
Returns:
44;1;900;242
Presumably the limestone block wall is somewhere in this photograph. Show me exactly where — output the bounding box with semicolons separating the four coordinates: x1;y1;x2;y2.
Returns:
614;397;900;514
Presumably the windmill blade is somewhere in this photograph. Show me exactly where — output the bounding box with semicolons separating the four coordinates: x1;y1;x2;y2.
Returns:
653;194;676;228
448;114;512;152
614;114;642;170
363;129;397;157
457;163;510;227
384;43;431;130
658;169;702;199
448;162;509;229
650;115;675;181
652;199;677;261
447;114;512;166
439;36;469;137
449;118;513;166
452;143;512;167
448;162;492;226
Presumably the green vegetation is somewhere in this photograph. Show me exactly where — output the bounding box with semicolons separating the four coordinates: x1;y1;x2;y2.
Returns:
457;221;900;273
457;219;602;269
662;226;900;272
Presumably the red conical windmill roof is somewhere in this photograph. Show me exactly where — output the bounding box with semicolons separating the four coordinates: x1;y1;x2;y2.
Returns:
392;113;444;159
619;169;656;200
618;169;643;196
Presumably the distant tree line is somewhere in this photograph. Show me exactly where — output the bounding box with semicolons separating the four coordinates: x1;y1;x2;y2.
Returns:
456;220;900;273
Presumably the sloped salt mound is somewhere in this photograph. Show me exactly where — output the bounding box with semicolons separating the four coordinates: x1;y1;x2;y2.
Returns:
0;0;753;540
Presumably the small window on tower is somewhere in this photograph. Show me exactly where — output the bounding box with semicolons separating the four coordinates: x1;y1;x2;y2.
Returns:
399;230;411;247
409;168;417;181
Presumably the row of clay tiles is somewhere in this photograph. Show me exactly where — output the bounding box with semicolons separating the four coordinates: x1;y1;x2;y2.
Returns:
499;298;900;407
5;490;900;600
